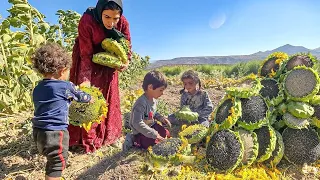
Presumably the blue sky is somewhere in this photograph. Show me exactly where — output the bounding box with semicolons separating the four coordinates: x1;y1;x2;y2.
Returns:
1;0;320;61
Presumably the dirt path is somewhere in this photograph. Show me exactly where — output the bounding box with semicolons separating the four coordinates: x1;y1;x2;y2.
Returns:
160;83;226;110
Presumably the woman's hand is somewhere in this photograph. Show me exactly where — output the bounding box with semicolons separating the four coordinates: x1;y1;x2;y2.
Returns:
117;61;129;72
80;80;91;87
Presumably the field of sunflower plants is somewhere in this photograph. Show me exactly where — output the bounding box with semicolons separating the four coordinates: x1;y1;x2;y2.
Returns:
0;0;149;116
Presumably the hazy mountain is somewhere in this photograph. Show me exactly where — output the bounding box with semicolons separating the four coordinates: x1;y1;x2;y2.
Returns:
147;44;320;69
312;47;320;53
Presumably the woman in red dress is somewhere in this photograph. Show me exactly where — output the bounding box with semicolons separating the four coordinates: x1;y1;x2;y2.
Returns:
68;0;131;153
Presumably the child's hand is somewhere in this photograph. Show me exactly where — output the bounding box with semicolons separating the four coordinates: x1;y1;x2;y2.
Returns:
89;97;94;104
143;119;154;125
80;81;91;87
163;119;172;128
156;134;165;142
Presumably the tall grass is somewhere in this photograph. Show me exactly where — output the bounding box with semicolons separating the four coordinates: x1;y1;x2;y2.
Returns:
157;60;263;79
159;66;186;76
194;64;225;75
224;60;262;78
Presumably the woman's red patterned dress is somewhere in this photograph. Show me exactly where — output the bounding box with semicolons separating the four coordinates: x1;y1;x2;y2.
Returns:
68;13;131;153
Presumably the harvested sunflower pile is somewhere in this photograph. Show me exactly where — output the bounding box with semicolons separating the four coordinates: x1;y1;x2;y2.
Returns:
206;52;320;175
143;52;320;179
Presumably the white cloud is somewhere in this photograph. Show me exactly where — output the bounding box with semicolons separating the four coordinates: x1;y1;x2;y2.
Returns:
209;12;227;29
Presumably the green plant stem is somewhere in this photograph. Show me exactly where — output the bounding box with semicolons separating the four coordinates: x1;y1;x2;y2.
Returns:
0;42;11;87
28;9;34;46
5;43;11;56
58;28;63;46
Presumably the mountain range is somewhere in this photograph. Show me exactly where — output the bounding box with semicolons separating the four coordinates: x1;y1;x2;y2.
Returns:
147;44;320;69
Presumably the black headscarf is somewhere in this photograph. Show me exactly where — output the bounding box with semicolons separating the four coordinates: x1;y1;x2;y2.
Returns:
85;0;125;41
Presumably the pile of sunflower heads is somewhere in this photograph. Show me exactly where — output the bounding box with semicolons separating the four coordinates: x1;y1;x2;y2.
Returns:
206;52;320;174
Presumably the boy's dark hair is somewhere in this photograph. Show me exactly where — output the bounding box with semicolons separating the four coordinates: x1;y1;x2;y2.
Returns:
32;43;71;75
142;70;167;91
180;70;202;94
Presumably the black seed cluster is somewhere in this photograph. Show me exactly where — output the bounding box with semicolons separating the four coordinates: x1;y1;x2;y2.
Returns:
152;138;182;157
254;126;272;160
282;127;320;165
276;115;282;121
215;99;233;124
260;57;279;77
286;55;313;71
313;105;320;119
240;96;267;124
260;79;279;99
206;130;242;172
185;129;202;139
284;69;317;98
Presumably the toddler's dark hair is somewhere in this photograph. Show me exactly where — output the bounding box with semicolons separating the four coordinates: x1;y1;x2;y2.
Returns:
32;42;71;75
142;70;167;91
180;70;202;94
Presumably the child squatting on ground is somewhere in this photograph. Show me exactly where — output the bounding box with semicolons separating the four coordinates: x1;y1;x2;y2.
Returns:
168;70;214;127
31;43;93;180
123;71;172;150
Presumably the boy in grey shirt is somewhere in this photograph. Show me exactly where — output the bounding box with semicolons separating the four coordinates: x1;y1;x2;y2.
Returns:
123;71;171;151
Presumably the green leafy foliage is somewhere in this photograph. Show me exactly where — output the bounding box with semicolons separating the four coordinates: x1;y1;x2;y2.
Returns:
283;112;310;129
54;10;81;51
287;101;314;119
0;0;148;115
0;1;84;115
119;52;150;89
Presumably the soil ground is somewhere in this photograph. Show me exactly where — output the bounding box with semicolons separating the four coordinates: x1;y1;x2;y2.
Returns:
0;84;319;180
